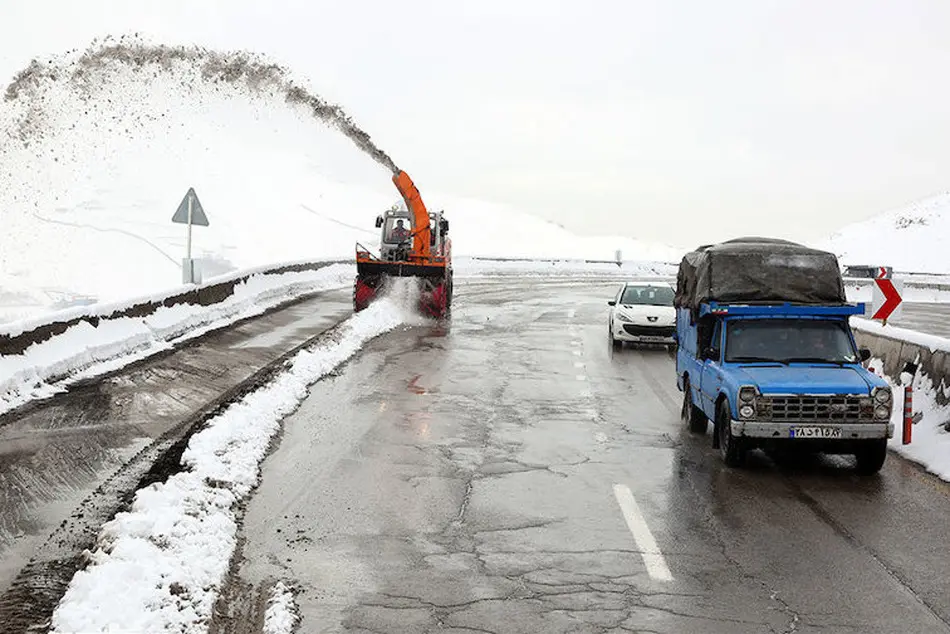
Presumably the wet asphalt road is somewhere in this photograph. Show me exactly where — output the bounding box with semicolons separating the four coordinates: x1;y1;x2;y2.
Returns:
0;290;352;600
226;278;950;634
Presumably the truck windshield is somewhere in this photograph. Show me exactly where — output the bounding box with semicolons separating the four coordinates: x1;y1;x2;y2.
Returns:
621;286;674;306
724;319;858;364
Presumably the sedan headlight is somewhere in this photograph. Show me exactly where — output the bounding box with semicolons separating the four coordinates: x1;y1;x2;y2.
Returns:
875;404;891;420
872;387;892;405
616;312;633;323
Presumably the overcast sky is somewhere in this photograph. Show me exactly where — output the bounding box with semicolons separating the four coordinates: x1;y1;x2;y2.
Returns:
3;1;949;248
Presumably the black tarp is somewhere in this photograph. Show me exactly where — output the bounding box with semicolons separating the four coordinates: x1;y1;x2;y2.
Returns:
674;237;846;312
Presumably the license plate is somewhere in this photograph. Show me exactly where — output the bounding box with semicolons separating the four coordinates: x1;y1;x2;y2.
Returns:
640;336;665;342
789;426;842;439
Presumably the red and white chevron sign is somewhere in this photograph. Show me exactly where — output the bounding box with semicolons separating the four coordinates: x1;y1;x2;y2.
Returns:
871;276;903;322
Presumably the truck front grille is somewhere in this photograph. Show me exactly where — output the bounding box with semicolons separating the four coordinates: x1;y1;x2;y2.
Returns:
756;395;873;422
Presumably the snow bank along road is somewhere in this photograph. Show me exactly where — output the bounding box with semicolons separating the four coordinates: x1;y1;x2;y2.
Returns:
1;278;950;632
0;289;353;628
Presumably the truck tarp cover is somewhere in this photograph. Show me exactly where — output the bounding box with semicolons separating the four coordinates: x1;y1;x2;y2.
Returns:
675;237;846;311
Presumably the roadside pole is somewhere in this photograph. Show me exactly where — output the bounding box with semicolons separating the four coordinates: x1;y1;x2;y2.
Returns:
901;361;918;445
172;187;210;284
186;194;193;273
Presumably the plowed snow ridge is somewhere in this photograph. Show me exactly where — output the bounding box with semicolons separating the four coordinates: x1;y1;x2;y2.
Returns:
49;280;419;633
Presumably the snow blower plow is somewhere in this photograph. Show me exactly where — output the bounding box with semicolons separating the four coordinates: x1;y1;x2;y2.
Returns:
354;170;453;318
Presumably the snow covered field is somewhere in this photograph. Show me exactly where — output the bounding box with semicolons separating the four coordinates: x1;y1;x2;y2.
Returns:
820;191;950;274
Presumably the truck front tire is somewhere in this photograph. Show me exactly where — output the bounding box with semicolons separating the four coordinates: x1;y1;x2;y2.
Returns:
717;400;745;467
854;439;887;475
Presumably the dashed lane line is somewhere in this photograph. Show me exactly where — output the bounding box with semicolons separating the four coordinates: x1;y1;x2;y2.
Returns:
612;483;673;582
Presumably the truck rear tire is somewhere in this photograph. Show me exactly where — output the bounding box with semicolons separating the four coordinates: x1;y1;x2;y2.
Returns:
717;400;745;467
681;378;708;434
854;439;887;475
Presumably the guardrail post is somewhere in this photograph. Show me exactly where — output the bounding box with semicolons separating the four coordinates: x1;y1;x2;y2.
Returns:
903;385;913;445
901;361;918;445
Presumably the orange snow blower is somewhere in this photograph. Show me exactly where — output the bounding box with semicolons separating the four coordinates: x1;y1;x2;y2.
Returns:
354;171;453;317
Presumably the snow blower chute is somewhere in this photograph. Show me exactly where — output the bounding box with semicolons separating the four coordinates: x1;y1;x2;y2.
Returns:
354;171;453;317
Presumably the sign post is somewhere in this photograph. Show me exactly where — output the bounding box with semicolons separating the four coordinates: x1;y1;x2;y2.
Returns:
869;267;903;325
172;187;210;284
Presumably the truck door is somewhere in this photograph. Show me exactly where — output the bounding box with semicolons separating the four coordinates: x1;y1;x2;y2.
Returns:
699;318;724;418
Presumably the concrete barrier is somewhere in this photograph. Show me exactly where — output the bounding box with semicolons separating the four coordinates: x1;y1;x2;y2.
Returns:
854;325;950;405
0;260;348;357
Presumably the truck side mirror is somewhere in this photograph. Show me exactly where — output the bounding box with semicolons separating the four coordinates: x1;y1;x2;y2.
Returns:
859;348;871;362
607;300;616;306
375;216;384;228
441;219;449;233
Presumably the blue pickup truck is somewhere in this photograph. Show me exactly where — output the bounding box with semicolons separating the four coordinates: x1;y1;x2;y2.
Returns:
674;238;894;474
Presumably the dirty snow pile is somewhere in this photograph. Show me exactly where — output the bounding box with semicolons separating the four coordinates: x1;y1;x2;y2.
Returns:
851;318;950;479
263;582;300;634
865;357;950;481
0;263;353;417
49;281;418;633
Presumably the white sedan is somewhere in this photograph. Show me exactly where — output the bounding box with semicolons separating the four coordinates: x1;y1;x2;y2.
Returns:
607;282;676;349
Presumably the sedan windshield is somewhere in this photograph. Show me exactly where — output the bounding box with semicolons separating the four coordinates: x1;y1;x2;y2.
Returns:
725;319;858;364
620;285;674;306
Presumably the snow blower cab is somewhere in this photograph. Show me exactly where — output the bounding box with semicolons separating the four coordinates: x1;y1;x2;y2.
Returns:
354;171;453;317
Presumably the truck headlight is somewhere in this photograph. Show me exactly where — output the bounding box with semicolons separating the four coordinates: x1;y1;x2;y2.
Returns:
739;404;755;419
872;387;892;405
875;404;891;420
739;386;756;403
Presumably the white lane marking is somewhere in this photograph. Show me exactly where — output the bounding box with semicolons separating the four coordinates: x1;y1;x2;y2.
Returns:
573;361;585;369
576;374;586;381
571;340;582;347
568;308;577;318
612;484;673;581
572;350;582;357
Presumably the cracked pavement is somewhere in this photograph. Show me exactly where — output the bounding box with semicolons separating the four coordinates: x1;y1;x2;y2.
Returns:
225;279;950;634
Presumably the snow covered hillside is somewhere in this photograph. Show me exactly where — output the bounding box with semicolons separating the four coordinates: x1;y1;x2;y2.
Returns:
0;39;684;322
819;192;950;274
